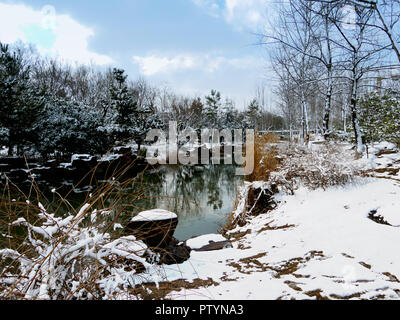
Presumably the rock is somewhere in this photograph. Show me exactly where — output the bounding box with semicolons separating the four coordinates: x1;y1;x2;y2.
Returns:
195;241;233;252
32;166;72;183
0;157;27;168
186;233;233;252
44;159;61;168
246;185;278;216
7;169;29;182
125;209;178;249
71;154;93;162
368;209;392;226
114;147;132;155
93;160;111;180
126;209;192;265
159;237;191;265
0;158;40;176
186;234;227;250
71;155;98;170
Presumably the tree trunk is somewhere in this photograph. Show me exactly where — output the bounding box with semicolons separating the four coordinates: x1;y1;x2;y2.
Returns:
8;129;15;156
350;76;364;154
323;66;333;139
323;11;333;140
7;144;14;156
301;93;310;144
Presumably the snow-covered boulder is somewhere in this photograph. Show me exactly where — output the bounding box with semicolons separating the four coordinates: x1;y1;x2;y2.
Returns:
130;209;177;222
126;209;178;249
71;154;98;169
186;234;232;252
71;154;93;162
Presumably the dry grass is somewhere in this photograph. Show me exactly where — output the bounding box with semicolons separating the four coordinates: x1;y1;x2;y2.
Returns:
246;133;281;183
0;158;169;300
223;139;359;234
131;278;219;300
221;133;281;233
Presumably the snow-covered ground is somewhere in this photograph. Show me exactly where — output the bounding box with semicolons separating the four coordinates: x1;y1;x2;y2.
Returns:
2;139;399;300
365;142;400;181
155;177;400;300
134;141;400;300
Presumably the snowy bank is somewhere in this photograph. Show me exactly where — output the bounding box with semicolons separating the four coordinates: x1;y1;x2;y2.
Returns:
157;177;400;300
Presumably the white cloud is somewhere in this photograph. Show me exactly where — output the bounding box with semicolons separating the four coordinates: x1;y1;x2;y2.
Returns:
132;52;260;76
191;0;267;31
132;52;267;109
0;2;112;65
191;0;220;18
132;55;196;76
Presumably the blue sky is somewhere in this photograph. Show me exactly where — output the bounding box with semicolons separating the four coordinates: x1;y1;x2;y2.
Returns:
0;0;274;108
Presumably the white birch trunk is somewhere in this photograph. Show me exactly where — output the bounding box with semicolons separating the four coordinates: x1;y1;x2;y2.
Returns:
350;71;364;155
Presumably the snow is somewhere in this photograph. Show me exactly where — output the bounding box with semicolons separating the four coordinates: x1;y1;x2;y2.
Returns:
59;162;72;168
0;203;158;300
130;209;178;222
71;154;93;162
360;141;400;180
100;154;122;162
370;141;398;153
154;177;400;300
2;139;400;300
186;234;228;250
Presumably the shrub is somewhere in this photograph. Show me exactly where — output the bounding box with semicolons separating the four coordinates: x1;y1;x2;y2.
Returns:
0;164;163;300
359;90;400;146
270;144;358;191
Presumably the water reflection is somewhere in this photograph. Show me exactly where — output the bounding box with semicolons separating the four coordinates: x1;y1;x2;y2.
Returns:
131;165;242;240
0;164;242;243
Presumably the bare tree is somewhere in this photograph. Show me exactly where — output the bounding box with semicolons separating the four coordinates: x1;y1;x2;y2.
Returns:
328;2;388;153
265;0;323;143
354;0;400;62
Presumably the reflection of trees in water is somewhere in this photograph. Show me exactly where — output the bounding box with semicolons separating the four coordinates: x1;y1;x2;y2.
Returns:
206;165;223;210
168;166;203;216
129;169;166;212
131;164;240;218
0;164;240;244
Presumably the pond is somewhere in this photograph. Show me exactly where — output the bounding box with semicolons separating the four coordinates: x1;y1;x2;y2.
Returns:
130;164;242;240
0;164;242;243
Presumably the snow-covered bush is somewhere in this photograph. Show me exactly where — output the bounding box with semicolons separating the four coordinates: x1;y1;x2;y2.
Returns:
271;144;358;191
35;99;112;158
223;143;359;232
0;42;45;156
0;202;157;300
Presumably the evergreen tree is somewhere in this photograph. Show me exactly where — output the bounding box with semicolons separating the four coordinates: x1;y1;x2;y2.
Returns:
359;90;400;145
204;90;222;128
0;43;44;155
109;68;162;151
221;98;241;129
245;99;261;130
36;98;111;158
110;68;139;142
189;97;204;130
134;104;163;152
